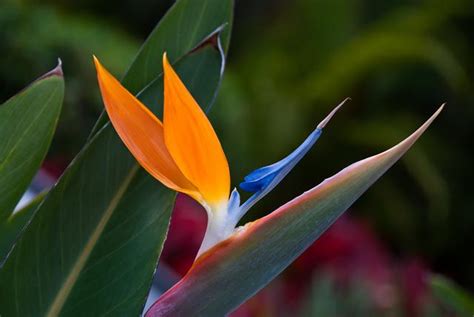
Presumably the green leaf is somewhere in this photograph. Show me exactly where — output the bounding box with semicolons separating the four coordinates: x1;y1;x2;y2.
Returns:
298;2;470;105
0;1;232;315
121;0;232;93
0;64;64;264
302;33;468;104
90;0;233;136
430;274;474;314
145;106;444;316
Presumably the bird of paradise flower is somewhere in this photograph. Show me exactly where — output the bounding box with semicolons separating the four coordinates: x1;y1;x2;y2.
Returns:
93;54;440;260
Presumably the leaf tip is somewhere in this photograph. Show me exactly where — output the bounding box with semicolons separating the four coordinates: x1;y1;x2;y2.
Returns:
438;102;446;114
54;58;63;76
368;103;444;169
39;58;64;79
317;97;350;129
189;24;226;55
419;103;445;133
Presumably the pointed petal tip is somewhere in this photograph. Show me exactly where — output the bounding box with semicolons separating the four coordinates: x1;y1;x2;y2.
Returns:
93;56;106;78
162;52;169;66
92;55;102;71
317;97;350;129
162;52;173;75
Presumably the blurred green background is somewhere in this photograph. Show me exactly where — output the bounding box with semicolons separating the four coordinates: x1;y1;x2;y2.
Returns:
1;0;473;302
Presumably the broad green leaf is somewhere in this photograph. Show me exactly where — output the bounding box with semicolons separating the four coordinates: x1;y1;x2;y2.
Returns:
145;106;444;316
0;65;64;263
430;274;474;314
0;3;232;315
0;48;225;316
90;0;233;136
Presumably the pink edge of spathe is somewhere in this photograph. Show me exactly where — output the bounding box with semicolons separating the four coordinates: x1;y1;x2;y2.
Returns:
146;104;444;316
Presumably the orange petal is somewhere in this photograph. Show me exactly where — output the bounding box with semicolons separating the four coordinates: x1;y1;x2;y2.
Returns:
94;56;200;200
162;53;230;205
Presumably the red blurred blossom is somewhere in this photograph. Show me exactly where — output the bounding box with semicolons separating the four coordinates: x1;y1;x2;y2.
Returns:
398;259;431;317
289;215;397;309
42;155;70;178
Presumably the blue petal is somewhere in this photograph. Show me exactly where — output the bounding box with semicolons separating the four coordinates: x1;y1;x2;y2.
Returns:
239;127;322;204
240;127;322;193
240;172;273;192
235;99;348;221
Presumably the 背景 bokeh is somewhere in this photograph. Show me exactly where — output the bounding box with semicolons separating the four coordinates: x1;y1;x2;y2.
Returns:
1;0;473;314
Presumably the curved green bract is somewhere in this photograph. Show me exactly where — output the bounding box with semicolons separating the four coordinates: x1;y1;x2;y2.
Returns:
146;106;444;317
0;65;64;264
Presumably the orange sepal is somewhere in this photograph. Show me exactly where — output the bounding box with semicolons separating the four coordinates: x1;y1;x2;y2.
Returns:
162;53;230;205
94;56;200;200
